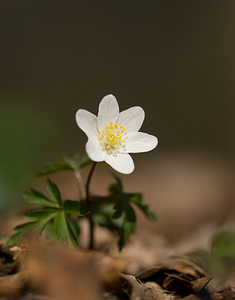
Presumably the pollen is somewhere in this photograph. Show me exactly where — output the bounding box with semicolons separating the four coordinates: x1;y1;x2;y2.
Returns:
100;121;128;151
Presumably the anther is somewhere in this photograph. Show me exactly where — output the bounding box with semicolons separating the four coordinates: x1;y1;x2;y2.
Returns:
101;123;128;151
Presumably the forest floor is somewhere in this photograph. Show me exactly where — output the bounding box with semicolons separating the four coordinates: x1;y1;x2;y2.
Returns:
0;152;235;299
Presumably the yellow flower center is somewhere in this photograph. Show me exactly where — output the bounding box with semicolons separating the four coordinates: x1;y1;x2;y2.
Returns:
99;122;128;151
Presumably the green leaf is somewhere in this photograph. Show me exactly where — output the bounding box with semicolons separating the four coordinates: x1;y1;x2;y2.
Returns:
212;229;235;257
100;172;156;251
5;231;27;247
13;221;38;231
37;163;73;176
79;155;93;169
108;173;123;195
94;213;119;232
64;200;86;216
118;220;136;251
46;214;81;243
113;198;126;219
112;196;137;250
5;221;38;247
92;202;120;231
44;221;58;241
113;198;136;222
25;209;58;220
37;154;80;176
46;179;62;207
37;154;93;177
125;203;136;223
25;209;58;235
207;228;235;277
66;215;81;238
62;154;80;171
129;193;157;221
54;211;78;246
23;189;59;208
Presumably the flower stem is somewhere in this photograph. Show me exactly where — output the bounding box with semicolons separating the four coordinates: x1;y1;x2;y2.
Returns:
74;170;86;200
85;162;97;250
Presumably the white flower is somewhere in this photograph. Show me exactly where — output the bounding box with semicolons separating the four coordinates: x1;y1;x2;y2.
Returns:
75;94;158;174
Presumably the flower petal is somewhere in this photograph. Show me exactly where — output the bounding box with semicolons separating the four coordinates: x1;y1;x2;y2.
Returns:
104;152;134;174
125;132;158;153
76;109;99;138
97;95;119;132
85;138;106;162
117;106;145;133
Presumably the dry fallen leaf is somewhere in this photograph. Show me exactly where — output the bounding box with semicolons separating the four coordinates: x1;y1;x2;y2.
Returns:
222;272;235;300
104;274;173;300
136;256;214;299
22;242;128;300
0;271;28;298
1;237;235;300
0;242;28;297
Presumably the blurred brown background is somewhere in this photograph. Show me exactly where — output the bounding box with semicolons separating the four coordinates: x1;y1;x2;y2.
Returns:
0;0;235;226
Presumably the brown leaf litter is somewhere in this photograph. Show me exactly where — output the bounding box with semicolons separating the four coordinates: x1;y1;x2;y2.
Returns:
0;240;234;300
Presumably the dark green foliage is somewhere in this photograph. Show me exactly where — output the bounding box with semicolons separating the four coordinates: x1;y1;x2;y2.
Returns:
112;195;137;250
6;180;86;247
209;228;235;277
5;221;38;247
64;200;87;216
37;154;92;176
46;179;62;207
128;193;157;221
118;220;137;251
79;155;93;169
25;209;58;235
92;202;121;232
6;161;157;251
108;173;123;195
212;229;235;257
23;188;59;208
107;173;157;250
54;211;78;246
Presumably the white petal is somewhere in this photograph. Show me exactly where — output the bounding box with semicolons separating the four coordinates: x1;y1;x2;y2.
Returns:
76;109;99;138
85;138;106;162
105;152;134;174
97;95;119;132
125;132;158;153
117;106;145;133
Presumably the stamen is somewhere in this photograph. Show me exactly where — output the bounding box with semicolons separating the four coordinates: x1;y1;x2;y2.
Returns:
100;122;128;151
